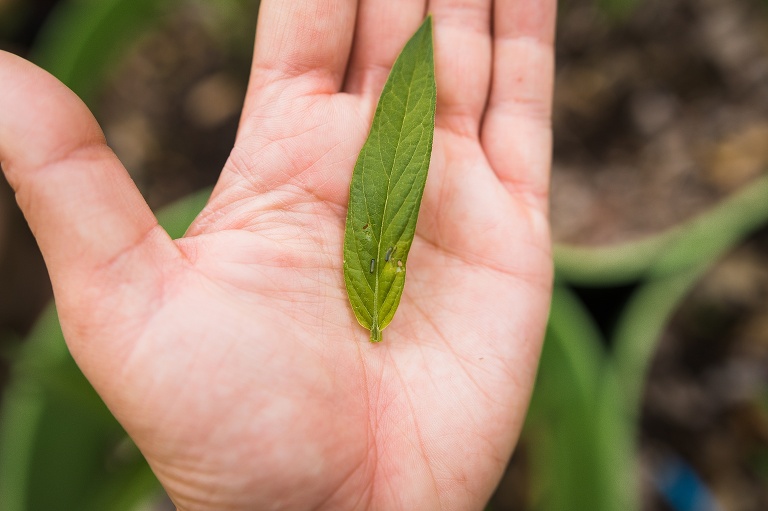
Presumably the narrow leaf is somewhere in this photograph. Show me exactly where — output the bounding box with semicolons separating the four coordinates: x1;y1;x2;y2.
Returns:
343;16;436;343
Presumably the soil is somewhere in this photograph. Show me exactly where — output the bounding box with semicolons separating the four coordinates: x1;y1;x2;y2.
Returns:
1;0;768;509
552;0;768;245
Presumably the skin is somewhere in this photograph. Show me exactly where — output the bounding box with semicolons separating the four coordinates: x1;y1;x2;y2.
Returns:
0;0;555;510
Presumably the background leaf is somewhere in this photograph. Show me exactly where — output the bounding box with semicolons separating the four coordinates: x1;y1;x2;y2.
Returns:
554;174;768;286
30;0;175;105
523;286;637;511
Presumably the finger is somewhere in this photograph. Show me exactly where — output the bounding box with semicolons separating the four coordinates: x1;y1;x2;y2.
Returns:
0;52;175;304
428;0;492;138
482;0;556;212
343;0;427;97
247;0;358;99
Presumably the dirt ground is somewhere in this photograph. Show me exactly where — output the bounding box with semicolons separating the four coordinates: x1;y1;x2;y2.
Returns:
1;0;768;509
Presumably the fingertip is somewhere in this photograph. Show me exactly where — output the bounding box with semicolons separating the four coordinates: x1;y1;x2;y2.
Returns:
0;50;105;183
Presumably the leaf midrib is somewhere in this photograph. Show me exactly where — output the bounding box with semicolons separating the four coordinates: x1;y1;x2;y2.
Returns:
372;62;421;331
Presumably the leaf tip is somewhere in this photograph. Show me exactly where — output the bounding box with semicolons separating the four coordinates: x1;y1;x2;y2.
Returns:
422;14;434;36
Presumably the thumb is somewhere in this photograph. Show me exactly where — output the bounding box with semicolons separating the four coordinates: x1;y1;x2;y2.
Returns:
0;51;179;374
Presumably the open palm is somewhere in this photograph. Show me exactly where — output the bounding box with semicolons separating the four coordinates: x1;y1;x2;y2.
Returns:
0;1;554;510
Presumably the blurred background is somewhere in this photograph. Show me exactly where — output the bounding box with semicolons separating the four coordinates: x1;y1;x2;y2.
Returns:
1;0;768;510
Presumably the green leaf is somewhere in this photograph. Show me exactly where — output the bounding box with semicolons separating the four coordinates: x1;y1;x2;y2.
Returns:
343;16;436;343
523;287;637;511
554;173;768;286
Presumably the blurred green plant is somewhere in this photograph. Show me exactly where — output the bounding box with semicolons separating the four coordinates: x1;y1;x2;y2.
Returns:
522;173;768;511
2;0;768;510
596;0;641;18
555;178;768;286
524;286;635;511
30;0;175;106
29;0;258;106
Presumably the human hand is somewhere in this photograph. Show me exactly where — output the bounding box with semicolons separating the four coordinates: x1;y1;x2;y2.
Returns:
0;0;555;509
